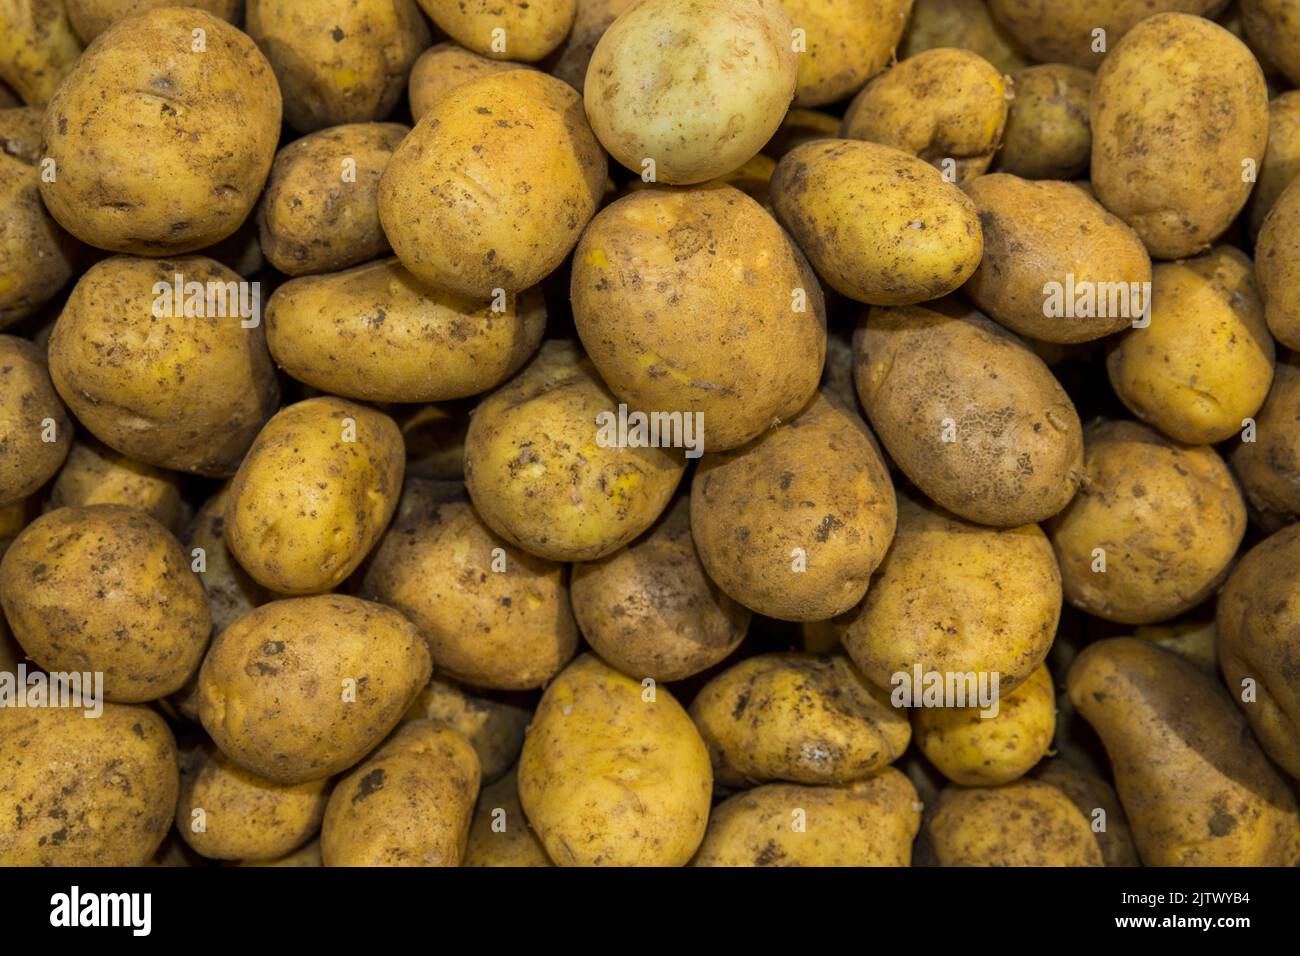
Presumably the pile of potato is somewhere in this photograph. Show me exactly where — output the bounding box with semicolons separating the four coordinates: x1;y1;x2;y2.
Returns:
2;0;1300;868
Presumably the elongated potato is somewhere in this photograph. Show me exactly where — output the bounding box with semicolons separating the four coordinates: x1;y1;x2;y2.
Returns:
415;0;575;61
1230;354;1300;523
927;780;1104;866
463;770;553;866
0;334;71;506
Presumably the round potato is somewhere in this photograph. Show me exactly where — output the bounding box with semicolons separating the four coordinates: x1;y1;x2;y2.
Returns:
927;780;1104;866
1247;90;1300;238
49;438;183;532
571;183;826;452
1032;759;1140;867
548;0;637;90
780;0;911;108
584;0;797;184
0;0;84;106
995;64;1093;181
0;334;71;505
1230;354;1300;523
66;0;240;43
1256;176;1300;350
463;770;553;866
408;42;528;120
400;676;531;784
416;0;575;61
900;0;1027;72
198;595;432;784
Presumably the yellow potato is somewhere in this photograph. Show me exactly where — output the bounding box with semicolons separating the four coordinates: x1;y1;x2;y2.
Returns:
900;0;1027;72
66;0;240;43
400;676;531;783
186;485;270;639
1230;354;1300;523
1256;176;1300;350
48;438;182;531
927;780;1104;866
548;0;637;90
1247;90;1300;237
0;334;71;505
463;771;553;866
408;42;527;120
995;64;1093;180
779;0;912;108
415;0;576;61
1242;0;1300;86
1033;759;1140;867
0;0;83;105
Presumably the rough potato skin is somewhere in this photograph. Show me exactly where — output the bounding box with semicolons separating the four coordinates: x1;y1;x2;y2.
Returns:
570;497;749;682
771;140;982;306
40;8;281;255
0;504;211;702
0;0;83;105
225;397;405;595
257;123;409;277
416;0;576;61
1229;354;1300;523
1033;760;1141;867
49;438;183;531
1068;638;1300;866
197;595;432;785
927;780;1105;866
780;0;912;108
1242;0;1300;86
0;335;70;505
854;302;1083;526
517;654;712;866
66;0;241;43
48;255;280;476
900;0;1028;72
408;42;528;120
321;721;480;867
0;704;178;865
400;676;531;784
186;485;268;639
1046;420;1245;625
1247;90;1300;238
1256;176;1300;350
380;70;606;299
463;770;553;866
692;770;921;866
1090;13;1267;259
995;64;1092;180
547;0;637;90
571;184;827;452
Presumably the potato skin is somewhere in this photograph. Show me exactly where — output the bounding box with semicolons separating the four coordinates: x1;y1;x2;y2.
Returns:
965;175;1151;343
1107;246;1274;444
416;0;575;61
464;770;553;866
0;704;178;865
584;0;797;184
1068;637;1300;866
900;0;1027;72
1256;177;1300;350
854;302;1083;526
198;595;432;784
0;0;83;105
517;654;712;866
187;485;269;639
571;184;826;452
780;0;912;108
1047;420;1245;625
257;123;409;277
267;259;546;404
1091;13;1267;259
771;140;982;306
408;42;528;120
1230;354;1300;523
692;770;921;866
1247;90;1300;238
400;676;531;784
996;64;1091;180
927;780;1105;866
0;334;70;505
0;504;210;702
49;438;183;532
226;397;405;595
1033;760;1141;867
548;0;637;90
1242;0;1300;86
66;0;241;43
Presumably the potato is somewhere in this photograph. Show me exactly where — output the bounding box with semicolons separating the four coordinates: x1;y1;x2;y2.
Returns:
48;255;280;476
321;720;480;866
0;504;210;702
1106;246;1274;444
1046;420;1245;625
1242;0;1300;86
359;480;578;690
1133;618;1218;674
416;0;575;62
239;841;322;867
771;140;982;306
40;8;280;255
0;704;177;865
854;301;1083;526
762;107;840;159
571;184;826;452
267;259;546;404
198;595;432;784
517;654;712;866
900;0;1027;72
245;0;429;133
1217;524;1300;779
841;48;1008;185
257;123;409;277
570;498;749;682
1033;759;1141;867
187;485;269;640
584;0;797;184
779;0;911;108
1230;354;1300;523
380;70;606;299
463;770;553;866
48;438;183;532
690;394;896;621
995;64;1092;180
408;42;527;120
0;334;70;505
964;175;1151;343
0;0;83;105
66;0;241;43
1247;91;1300;238
177;743;330;862
548;0;637;90
1068;637;1300;866
1090;13;1267;260
1256;177;1300;350
400;676;531;783
692;770;921;867
464;341;686;562
226;397;404;595
927;780;1104;866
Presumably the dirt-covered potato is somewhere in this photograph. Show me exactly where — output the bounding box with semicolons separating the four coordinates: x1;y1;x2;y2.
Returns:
400;676;531;784
517;654;712;866
0;0;83;105
900;0;1027;72
66;0;240;43
0;334;70;505
995;65;1092;180
571;183;826;452
690;394;896;621
0;504;210;702
257;123;408;277
1033;759;1140;867
1068;637;1300;866
1247;91;1300;238
463;770;553;866
49;438;183;531
48;255;279;476
1091;13;1267;260
464;341;686;562
177;743;330;862
0;704;178;865
321;720;480;866
198;595;432;784
692;770;921;866
1230;354;1300;523
187;485;270;640
779;0;911;108
771;140;981;305
226;397;404;595
267;259;546;404
380;70;605;299
964;175;1151;343
408;42;528;120
548;0;636;89
584;0;796;184
854;301;1083;526
40;8;280;254
841;48;1008;185
1047;420;1245;625
1256;177;1300;350
927;780;1104;866
245;0;429;133
1107;246;1274;444
1242;0;1300;86
416;0;575;61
